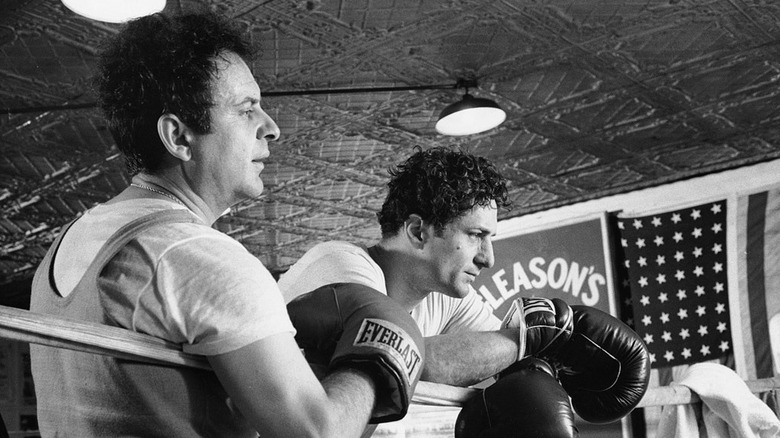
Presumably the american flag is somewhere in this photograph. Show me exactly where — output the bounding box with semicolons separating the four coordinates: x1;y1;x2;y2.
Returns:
616;200;732;368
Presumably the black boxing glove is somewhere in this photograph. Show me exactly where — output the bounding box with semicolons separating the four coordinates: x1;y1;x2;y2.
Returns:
548;305;651;424
501;297;574;359
455;357;579;438
287;283;425;423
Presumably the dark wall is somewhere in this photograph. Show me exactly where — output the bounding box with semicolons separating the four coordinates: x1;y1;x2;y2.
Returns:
0;277;31;310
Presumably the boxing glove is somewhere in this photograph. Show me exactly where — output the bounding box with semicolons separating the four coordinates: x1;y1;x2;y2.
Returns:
287;282;425;423
455;357;579;438
548;305;650;424
502;296;574;360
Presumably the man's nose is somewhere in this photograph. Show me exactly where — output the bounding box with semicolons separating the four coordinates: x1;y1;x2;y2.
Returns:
475;239;494;269
258;111;280;141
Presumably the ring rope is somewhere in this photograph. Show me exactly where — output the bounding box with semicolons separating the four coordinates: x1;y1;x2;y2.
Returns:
0;305;776;408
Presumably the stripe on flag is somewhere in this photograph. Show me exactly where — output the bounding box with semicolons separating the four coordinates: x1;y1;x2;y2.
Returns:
736;188;780;380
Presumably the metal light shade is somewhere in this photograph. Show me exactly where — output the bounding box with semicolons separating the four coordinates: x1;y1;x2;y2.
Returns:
62;0;166;23
435;93;506;136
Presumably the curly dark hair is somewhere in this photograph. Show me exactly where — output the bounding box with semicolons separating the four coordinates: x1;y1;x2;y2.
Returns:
377;146;510;237
95;12;255;175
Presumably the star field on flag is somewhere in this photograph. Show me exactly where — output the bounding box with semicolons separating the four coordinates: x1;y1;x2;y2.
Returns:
616;200;732;368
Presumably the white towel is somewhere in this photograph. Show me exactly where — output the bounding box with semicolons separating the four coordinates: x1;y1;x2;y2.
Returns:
655;363;780;438
656;399;704;438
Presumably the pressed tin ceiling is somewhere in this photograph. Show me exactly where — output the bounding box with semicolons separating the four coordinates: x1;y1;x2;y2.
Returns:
2;0;780;285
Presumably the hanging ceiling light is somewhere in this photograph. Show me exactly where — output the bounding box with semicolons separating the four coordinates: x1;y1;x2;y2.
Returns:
61;0;166;23
5;80;508;138
435;82;506;136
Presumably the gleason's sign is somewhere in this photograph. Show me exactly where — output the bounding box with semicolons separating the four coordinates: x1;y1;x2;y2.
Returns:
470;212;617;319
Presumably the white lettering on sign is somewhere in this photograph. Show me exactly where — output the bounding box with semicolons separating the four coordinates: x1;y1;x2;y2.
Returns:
473;256;605;310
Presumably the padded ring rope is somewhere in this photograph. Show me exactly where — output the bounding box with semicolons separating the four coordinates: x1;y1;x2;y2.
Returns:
0;305;776;408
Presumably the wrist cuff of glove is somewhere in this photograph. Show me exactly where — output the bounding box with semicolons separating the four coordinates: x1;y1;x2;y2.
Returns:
516;325;527;362
501;299;528;362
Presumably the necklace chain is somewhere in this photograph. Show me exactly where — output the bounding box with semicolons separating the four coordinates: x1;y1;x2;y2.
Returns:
130;183;185;206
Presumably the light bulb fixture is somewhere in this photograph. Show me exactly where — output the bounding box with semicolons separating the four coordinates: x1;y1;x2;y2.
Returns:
435;82;506;136
62;0;166;23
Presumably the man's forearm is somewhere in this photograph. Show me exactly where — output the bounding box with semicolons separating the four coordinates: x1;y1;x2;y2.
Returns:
421;329;520;386
321;366;377;438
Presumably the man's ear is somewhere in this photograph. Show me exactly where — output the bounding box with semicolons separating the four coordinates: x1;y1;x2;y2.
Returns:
157;114;193;161
404;214;427;248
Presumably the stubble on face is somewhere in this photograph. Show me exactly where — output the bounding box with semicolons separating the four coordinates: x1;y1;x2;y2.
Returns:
425;203;498;299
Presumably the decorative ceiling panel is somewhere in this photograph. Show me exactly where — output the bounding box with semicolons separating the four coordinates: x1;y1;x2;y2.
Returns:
2;0;780;285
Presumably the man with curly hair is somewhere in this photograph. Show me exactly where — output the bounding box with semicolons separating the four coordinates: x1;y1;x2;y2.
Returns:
280;146;522;386
282;148;644;438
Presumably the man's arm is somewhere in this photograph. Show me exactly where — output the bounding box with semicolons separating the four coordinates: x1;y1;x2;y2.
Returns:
422;329;520;386
423;297;576;387
209;332;376;438
420;291;519;387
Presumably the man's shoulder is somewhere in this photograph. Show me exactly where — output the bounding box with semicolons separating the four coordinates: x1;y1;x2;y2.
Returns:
306;240;365;254
294;240;369;263
287;240;373;273
278;240;384;301
113;210;249;265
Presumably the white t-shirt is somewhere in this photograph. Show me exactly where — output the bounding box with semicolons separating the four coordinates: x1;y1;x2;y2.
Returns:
278;241;500;336
56;199;293;356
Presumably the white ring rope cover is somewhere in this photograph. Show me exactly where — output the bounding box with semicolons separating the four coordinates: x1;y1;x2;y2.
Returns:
0;305;776;408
